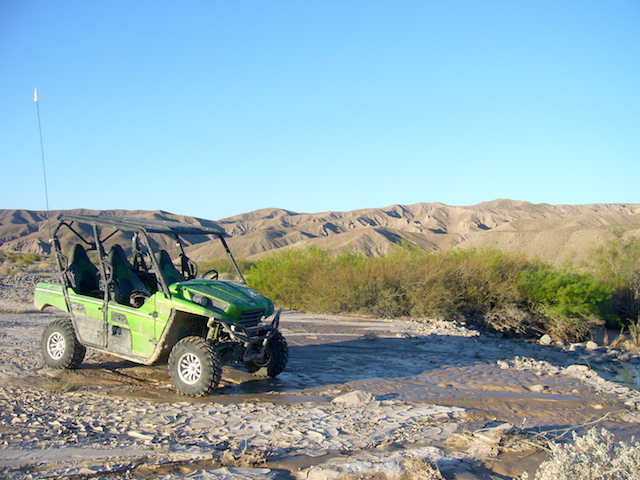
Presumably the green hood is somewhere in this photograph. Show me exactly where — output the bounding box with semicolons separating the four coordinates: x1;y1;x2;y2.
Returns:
175;279;274;320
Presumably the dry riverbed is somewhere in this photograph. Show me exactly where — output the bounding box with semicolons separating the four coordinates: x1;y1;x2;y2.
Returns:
1;273;640;479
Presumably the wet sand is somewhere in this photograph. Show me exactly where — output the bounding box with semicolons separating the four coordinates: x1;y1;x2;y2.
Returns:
1;309;640;479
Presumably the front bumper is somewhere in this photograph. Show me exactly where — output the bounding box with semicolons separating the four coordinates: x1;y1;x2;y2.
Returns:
207;309;282;362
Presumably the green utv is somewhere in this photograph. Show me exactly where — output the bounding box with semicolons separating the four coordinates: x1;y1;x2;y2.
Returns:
33;214;288;397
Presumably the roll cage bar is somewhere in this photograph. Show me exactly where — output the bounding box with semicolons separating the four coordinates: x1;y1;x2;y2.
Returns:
50;214;245;296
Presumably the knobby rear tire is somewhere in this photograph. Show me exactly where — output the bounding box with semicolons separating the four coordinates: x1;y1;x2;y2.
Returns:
41;318;86;369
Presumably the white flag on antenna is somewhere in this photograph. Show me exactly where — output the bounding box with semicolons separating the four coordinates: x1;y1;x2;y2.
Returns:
33;87;38;102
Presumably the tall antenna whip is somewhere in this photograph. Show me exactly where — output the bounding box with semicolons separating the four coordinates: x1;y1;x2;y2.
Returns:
34;87;52;241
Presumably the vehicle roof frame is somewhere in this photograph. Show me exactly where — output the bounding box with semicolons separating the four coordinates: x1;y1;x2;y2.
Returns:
57;214;229;237
50;214;246;290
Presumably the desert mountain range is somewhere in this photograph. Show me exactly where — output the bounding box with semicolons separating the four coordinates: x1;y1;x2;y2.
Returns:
1;200;639;265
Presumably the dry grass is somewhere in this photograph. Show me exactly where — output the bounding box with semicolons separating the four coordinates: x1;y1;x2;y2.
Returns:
484;304;539;336
401;456;445;480
629;317;640;350
544;315;604;343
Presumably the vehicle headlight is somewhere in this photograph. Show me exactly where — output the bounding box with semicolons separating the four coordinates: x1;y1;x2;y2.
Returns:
191;293;228;312
191;293;211;308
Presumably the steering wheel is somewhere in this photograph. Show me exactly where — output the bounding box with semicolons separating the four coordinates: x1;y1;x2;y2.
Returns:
202;269;219;280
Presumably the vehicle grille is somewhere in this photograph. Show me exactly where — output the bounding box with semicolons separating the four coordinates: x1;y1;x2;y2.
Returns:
237;310;264;328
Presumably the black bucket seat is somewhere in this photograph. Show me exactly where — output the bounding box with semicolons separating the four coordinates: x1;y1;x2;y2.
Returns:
107;245;149;305
66;244;100;296
155;250;185;286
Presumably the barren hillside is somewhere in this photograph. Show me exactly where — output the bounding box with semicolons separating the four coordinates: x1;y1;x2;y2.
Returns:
1;200;639;265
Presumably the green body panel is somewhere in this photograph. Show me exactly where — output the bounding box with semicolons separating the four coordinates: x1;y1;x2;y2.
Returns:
34;283;68;312
34;278;274;362
34;282;166;358
105;293;169;358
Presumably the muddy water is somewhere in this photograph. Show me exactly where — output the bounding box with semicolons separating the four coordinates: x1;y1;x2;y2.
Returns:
610;362;640;390
20;311;640;478
53;311;637;429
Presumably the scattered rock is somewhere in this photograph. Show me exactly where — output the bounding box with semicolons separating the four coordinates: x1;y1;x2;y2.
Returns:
585;340;600;351
624;399;639;410
497;360;509;370
618;353;632;362
527;384;547;393
538;334;553;346
331;390;374;405
472;423;515;444
305;450;329;458
564;364;590;375
568;343;585;352
297;447;450;480
127;431;154;442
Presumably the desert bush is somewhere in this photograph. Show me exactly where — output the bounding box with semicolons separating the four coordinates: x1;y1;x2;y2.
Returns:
246;245;612;339
587;229;640;324
542;315;604;343
518;267;612;341
247;248;333;309
519;267;612;319
530;428;640;480
5;252;41;265
1;251;54;276
484;304;540;336
247;245;534;321
441;249;532;319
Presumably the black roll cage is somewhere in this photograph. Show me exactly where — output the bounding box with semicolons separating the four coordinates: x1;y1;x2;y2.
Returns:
50;214;246;298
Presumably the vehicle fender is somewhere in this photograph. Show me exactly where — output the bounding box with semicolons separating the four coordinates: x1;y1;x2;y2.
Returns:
33;282;69;312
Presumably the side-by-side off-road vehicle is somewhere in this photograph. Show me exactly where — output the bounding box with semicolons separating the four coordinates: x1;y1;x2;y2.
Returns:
33;214;288;396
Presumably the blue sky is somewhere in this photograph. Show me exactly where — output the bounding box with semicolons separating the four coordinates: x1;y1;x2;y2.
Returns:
1;1;638;220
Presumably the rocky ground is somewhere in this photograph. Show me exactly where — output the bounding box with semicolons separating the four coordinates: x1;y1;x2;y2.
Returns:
1;272;640;479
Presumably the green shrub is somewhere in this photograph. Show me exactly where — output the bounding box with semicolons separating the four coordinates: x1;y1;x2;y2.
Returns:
245;245;612;340
587;229;640;323
1;251;52;277
246;248;332;310
247;245;535;322
5;252;41;265
519;267;612;318
518;267;612;341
